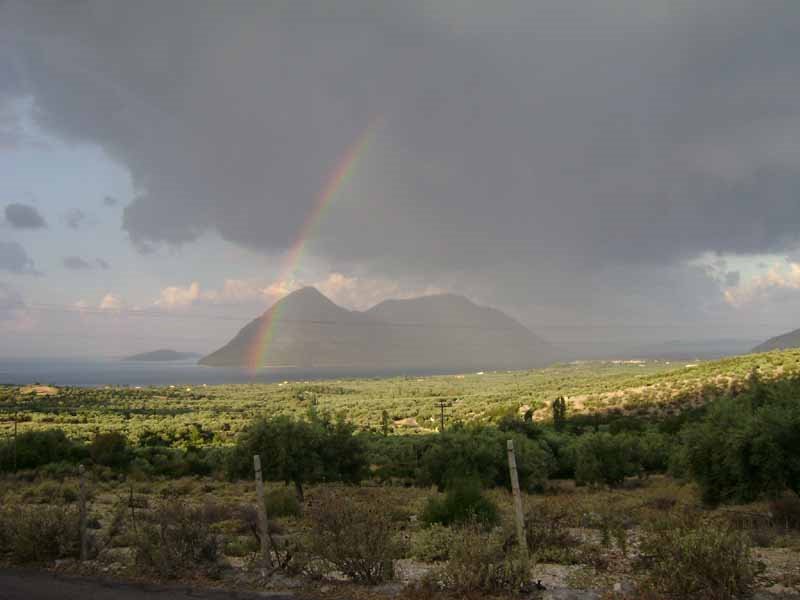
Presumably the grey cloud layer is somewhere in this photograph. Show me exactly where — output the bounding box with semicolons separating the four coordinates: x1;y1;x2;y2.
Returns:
2;1;799;331
63;256;109;270
0;240;37;274
63;256;91;270
4;203;46;229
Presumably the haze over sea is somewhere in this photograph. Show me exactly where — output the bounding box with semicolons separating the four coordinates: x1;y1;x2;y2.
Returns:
0;358;466;387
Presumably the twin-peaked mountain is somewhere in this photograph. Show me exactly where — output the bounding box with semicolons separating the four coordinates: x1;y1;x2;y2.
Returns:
199;287;556;370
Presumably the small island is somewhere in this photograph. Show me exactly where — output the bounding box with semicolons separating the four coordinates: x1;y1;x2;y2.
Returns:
123;349;201;362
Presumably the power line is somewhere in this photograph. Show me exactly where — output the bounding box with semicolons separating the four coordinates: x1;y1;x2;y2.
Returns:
19;303;777;331
19;303;528;331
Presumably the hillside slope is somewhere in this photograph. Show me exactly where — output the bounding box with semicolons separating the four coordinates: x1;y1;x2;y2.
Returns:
200;287;555;369
753;328;800;353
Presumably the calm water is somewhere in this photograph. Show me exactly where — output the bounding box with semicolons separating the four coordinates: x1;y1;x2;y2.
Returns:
0;358;465;387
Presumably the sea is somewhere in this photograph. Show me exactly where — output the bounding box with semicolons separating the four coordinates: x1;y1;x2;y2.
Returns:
0;357;466;387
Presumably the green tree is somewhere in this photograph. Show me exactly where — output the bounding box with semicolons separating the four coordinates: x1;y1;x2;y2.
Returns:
552;396;567;432
381;409;391;437
228;413;367;501
683;378;800;504
89;431;133;469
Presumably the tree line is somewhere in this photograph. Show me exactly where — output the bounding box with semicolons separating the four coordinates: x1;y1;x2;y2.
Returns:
1;371;799;506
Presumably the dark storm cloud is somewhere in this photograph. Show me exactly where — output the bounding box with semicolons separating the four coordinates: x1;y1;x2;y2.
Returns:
4;203;46;229
2;0;799;328
63;255;91;270
0;240;38;274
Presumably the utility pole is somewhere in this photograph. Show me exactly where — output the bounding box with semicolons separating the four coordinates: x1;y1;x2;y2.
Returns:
435;400;448;432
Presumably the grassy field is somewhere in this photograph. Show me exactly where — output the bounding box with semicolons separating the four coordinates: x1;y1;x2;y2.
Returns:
1;349;799;446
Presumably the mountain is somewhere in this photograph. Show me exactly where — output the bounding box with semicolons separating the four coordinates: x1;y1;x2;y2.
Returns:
124;349;201;362
752;328;800;353
200;287;556;370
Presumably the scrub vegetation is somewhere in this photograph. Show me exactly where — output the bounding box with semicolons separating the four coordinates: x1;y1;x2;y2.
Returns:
0;349;799;597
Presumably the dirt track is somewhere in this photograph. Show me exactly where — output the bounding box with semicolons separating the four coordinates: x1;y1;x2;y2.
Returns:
0;568;296;600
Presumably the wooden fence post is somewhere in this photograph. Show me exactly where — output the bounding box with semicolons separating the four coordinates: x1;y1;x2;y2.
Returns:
12;418;17;473
506;440;528;558
78;464;88;561
253;455;272;568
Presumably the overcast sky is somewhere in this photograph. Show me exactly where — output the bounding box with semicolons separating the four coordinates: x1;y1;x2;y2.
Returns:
1;0;800;358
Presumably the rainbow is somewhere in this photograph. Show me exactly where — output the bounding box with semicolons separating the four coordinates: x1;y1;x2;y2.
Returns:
246;120;379;372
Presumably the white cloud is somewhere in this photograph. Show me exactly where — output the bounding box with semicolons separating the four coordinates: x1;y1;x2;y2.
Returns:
152;273;445;313
154;279;286;309
155;282;201;308
99;292;123;311
315;272;444;310
724;261;800;307
201;278;296;305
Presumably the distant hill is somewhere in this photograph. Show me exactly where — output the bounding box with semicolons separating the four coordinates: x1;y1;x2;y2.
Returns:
200;287;556;370
752;328;800;353
621;338;758;361
124;349;201;362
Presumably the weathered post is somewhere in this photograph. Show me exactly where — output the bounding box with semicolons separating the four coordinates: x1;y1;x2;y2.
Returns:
506;440;528;557
78;464;88;561
253;455;272;568
12;418;17;473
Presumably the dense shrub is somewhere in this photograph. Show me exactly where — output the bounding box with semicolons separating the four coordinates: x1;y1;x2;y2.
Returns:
0;429;85;472
432;523;530;594
129;446;215;478
89;431;133;469
265;486;302;518
418;428;554;491
302;490;400;584
637;518;756;600
637;431;672;473
410;523;458;562
540;430;576;479
133;499;220;578
421;478;499;527
573;432;641;487
0;505;82;563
